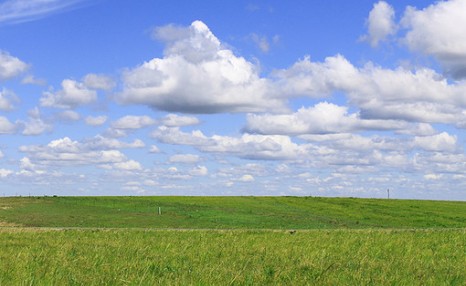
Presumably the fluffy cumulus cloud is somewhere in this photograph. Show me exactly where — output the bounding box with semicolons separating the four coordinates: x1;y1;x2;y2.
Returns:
41;79;97;109
274;54;466;126
245;102;412;135
413;132;458;153
19;136;144;171
117;20;286;113
362;1;397;47
401;0;466;79
0;50;28;80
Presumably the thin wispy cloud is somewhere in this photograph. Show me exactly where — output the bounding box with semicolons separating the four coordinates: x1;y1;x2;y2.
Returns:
0;0;88;24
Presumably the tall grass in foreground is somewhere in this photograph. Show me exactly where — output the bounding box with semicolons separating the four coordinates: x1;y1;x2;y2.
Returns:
1;228;464;285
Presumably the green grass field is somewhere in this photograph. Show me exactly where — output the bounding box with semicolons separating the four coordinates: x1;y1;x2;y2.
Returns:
1;196;465;285
1;196;465;229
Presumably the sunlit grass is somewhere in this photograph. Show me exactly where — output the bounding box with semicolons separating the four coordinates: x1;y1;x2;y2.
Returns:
1;196;465;284
1;196;465;229
1;228;464;285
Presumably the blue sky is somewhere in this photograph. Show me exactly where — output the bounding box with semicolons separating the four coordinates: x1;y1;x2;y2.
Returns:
1;0;466;200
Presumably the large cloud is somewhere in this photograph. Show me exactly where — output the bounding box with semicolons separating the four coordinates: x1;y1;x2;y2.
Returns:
117;21;286;113
401;0;466;79
274;54;466;125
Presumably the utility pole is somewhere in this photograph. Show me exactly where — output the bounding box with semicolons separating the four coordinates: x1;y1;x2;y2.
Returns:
387;189;390;199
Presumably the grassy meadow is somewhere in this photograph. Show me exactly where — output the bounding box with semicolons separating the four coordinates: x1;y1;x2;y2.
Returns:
1;228;465;285
1;196;465;229
1;196;465;285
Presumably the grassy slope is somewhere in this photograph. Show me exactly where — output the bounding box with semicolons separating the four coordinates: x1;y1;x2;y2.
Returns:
1;196;465;229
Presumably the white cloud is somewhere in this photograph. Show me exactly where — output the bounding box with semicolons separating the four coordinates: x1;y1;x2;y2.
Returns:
114;160;142;171
19;136;144;170
153;126;309;160
19;157;35;170
169;154;200;164
22;118;52;135
153;126;210;146
0;50;28;80
85;115;107;126
20;107;52;136
189;165;208;176
111;115;155;129
362;1;396;47
424;173;442;180
149;145;161;153
251;33;270;53
401;0;466;79
167;166;178;173
41;79;97;109
238;174;255;182
103;128;128;138
274;54;466;125
0;116;16;134
0;0;87;24
83;73;115;90
117;20;286;113
413;132;458;153
0;168;13;178
0;88;18;110
83;135;145;149
21;74;46;85
245;102;409;135
57;110;80;121
273;54;361;98
160;113;200;127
